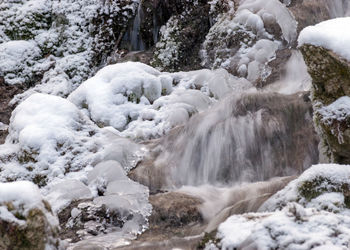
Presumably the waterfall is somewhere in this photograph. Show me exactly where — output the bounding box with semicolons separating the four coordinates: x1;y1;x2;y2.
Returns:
130;2;145;51
327;0;350;18
138;91;318;188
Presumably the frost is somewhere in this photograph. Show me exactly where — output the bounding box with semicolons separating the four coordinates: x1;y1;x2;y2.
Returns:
318;96;350;124
0;0;139;98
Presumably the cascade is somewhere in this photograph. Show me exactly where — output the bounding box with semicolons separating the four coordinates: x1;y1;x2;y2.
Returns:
123;1;146;51
153;91;318;187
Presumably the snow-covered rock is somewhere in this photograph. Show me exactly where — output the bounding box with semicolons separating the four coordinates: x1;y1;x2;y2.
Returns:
0;93;102;186
0;0;139;98
0;181;64;250
299;17;350;62
212;203;350;250
299;18;350;163
260;164;350;212
69;62;248;140
56;160;152;243
200;0;297;86
208;164;350;249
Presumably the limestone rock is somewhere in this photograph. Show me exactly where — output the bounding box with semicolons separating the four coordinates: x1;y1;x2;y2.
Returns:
300;44;350;163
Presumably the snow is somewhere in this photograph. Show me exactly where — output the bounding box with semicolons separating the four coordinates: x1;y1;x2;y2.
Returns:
210;164;350;249
0;0;139;101
0;40;43;85
69;62;247;140
215;203;350;250
0;181;57;225
0;93;103;184
260;164;350;212
298;17;350;62
318;96;350;124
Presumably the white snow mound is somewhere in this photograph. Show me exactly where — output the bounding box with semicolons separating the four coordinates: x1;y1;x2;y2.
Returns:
298;17;350;62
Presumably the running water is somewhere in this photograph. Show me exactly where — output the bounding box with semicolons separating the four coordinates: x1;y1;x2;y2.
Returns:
129;2;146;51
151;91;318;187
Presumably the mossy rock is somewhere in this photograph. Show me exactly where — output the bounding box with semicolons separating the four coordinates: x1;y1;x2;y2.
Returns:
0;207;60;250
300;44;350;163
299;44;350;106
298;176;350;208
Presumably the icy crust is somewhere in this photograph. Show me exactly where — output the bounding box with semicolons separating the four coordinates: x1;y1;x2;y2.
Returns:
214;203;350;250
47;161;152;245
298;17;350;62
200;0;297;83
69;62;250;140
0;0;139;96
210;164;350;249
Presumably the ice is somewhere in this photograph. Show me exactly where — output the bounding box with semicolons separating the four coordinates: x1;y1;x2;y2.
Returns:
45;179;93;213
88;160;128;185
298;17;350;62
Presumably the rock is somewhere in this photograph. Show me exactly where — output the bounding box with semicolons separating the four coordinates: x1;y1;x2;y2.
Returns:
0;80;24;144
300;44;350;163
151;0;212;72
116;191;204;249
58;200;124;242
148;192;203;229
0;181;64;250
287;0;333;35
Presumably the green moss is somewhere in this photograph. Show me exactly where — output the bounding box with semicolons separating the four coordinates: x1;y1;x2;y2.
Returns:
298;176;350;208
32;174;47;187
17;150;38;164
197;231;219;249
128;93;140;103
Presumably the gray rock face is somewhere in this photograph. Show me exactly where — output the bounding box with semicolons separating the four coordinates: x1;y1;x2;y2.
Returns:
300;44;350;164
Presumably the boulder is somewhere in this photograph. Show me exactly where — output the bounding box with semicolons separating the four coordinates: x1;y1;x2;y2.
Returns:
0;181;64;250
300;44;350;163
